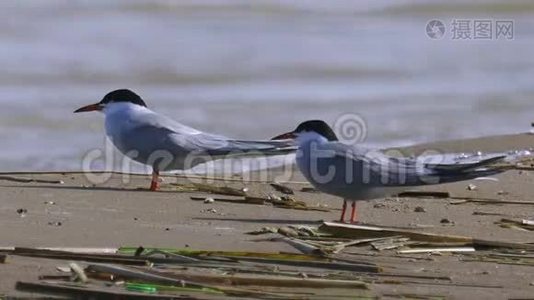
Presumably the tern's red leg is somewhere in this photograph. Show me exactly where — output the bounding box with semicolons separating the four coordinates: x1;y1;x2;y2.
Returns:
149;170;160;191
339;200;347;223
349;202;357;223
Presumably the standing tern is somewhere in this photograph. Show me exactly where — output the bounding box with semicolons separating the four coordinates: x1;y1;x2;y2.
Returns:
74;89;294;190
273;120;508;223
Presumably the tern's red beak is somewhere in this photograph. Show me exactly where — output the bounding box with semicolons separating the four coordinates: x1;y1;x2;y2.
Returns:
271;131;297;140
74;103;102;113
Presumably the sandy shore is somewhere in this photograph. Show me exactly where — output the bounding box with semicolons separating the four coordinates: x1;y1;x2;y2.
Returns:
2;133;534;299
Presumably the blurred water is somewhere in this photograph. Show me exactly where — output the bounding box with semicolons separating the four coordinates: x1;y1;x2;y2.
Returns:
0;0;534;171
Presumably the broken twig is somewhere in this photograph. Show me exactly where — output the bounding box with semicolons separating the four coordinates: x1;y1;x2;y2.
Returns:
0;175;63;184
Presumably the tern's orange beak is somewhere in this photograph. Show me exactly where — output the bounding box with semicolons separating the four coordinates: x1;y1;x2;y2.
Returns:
74;103;102;113
271;131;297;140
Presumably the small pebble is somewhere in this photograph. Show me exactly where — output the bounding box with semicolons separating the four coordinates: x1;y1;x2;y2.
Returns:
373;203;386;209
267;193;282;201
16;208;27;217
43;201;55;205
48;221;62;226
56;266;71;273
414;206;426;213
241;187;249;193
300;187;318;193
165;227;170;231
280;196;295;202
260;227;278;234
270;183;294;194
440;218;452;224
203;197;215;204
467;184;477;191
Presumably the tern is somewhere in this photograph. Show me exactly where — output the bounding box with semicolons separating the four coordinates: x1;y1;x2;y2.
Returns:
273;120;508;223
74;89;294;190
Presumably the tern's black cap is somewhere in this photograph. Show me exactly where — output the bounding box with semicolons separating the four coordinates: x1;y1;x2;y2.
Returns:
100;89;147;107
295;120;338;141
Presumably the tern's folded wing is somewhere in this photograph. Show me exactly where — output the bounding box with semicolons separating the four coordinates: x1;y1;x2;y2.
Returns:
129;111;203;136
180;134;296;157
312;142;419;186
323;142;507;186
424;155;506;173
123;110;296;158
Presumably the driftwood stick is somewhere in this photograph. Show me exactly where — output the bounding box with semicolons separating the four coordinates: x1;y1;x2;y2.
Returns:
11;248;148;265
320;222;534;250
0;171;308;184
0;175;63;184
219;255;381;273
16;281;193;299
150;269;368;289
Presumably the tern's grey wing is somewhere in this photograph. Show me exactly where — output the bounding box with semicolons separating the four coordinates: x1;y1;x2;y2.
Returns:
113;125;193;167
180;134;296;157
419;154;507;184
302;142;418;187
423;155;506;172
132;111;296;154
110;110;202;158
129;111;203;136
113;111;295;171
324;142;506;187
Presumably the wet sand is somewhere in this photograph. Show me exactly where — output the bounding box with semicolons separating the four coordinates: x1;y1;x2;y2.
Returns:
1;133;534;298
